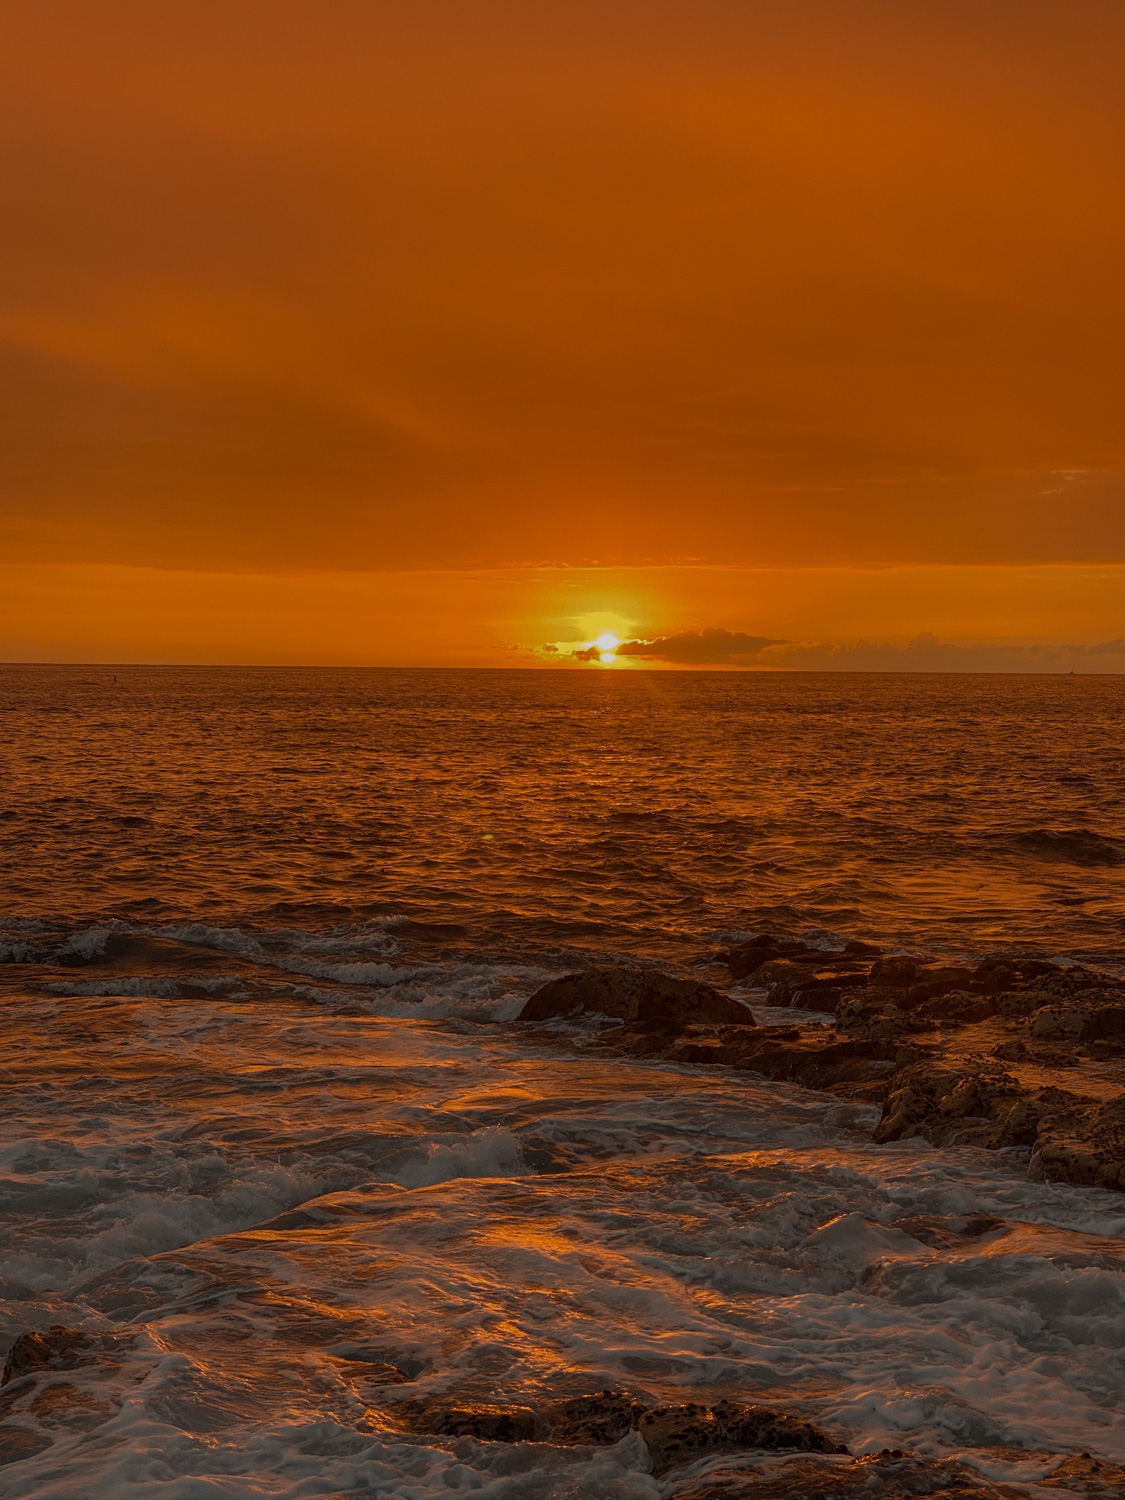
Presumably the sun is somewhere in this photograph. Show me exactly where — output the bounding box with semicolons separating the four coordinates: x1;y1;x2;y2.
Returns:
594;633;619;651
599;652;616;665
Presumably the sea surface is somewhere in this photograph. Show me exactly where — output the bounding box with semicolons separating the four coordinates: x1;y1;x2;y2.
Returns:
1;666;1124;1497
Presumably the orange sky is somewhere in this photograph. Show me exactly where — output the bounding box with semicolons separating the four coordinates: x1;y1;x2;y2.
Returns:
2;2;1123;664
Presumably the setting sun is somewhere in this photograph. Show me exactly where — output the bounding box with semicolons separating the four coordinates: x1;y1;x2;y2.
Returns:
595;634;620;651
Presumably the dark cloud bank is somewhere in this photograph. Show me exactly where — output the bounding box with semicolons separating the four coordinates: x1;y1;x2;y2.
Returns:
616;628;787;664
565;630;1125;672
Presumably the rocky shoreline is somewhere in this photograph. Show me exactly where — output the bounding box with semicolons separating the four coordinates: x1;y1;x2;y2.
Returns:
518;944;1125;1195
6;1328;1125;1497
4;941;1124;1495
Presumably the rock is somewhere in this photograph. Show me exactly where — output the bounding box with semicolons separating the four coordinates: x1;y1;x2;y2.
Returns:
869;957;919;988
2;1328;102;1386
637;1401;844;1476
401;1392;842;1471
421;1403;538;1442
835;994;921;1040
1040;1451;1125;1492
1030;1001;1125;1044
609;1023;900;1097
874;1062;1125;1190
751;959;821;993
874;1064;1025;1148
709;1401;845;1456
990;1039;1078;1069
769;969;868;1008
637;1403;722;1475
547;1389;648;1445
670;1450;1036;1498
728;936;787;980
519;966;754;1029
903;968;975;1007
1033;1094;1125;1190
728;936;825;980
911;990;995;1026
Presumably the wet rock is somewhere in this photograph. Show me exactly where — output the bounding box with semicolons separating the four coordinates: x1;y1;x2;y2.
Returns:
519;965;754;1029
421;1402;539;1442
869;957;919;988
990;1039;1079;1069
903;968;975;1007
728;936;824;980
750;959;821;993
1030;1000;1125;1044
728;936;788;980
874;1061;1125;1189
2;1328;104;1386
767;967;868;1008
911;990;996;1026
874;1064;1026;1148
638;1400;844;1477
670;1450;1036;1498
712;1401;845;1456
1040;1451;1125;1492
835;993;921;1040
1033;1094;1125;1191
638;1025;901;1097
547;1388;648;1445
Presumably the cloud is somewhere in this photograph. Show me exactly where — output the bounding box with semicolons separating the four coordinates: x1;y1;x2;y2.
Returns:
762;634;1125;672
550;627;1125;672
614;628;789;664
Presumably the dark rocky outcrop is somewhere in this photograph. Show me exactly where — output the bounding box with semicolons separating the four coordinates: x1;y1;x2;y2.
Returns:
519;965;755;1029
1033;1095;1125;1191
728;935;880;982
403;1391;843;1473
1038;1452;1125;1492
2;1327;107;1386
522;945;1125;1192
600;1020;904;1097
670;1449;1045;1498
639;1400;845;1477
1029;998;1125;1044
422;1402;539;1442
546;1389;648;1445
874;1061;1125;1190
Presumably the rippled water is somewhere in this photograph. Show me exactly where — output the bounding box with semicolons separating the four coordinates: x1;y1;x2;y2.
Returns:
3;666;1124;962
1;667;1124;1497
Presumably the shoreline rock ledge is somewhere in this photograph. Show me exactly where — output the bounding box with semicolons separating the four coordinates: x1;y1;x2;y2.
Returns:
518;964;756;1029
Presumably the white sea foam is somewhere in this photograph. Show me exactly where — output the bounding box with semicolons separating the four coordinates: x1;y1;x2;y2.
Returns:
389;1125;527;1188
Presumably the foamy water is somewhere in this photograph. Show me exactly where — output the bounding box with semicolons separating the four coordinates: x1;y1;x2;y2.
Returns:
1;669;1124;1495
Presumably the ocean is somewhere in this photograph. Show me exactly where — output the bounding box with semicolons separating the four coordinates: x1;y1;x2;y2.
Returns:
1;666;1124;1497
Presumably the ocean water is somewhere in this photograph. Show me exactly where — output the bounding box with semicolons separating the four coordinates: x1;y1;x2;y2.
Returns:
1;666;1124;1497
